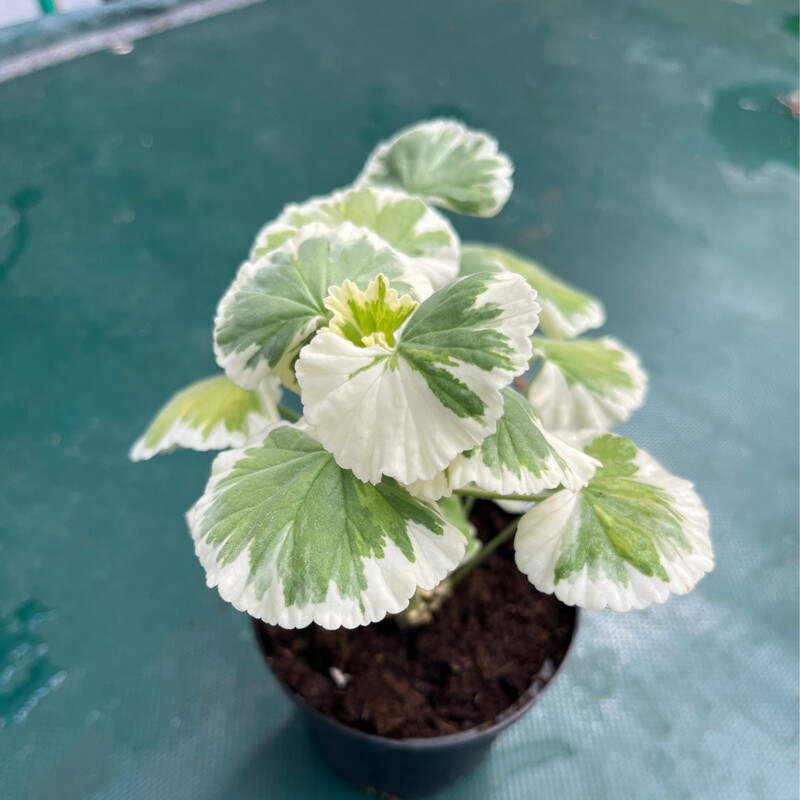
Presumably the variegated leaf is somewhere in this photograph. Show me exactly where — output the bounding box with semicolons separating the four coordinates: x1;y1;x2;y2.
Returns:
436;495;481;562
130;375;280;461
214;222;433;393
187;423;465;629
460;244;605;339
515;433;713;612
251;185;460;290
408;387;598;500
296;272;540;485
359;120;513;217
528;336;647;431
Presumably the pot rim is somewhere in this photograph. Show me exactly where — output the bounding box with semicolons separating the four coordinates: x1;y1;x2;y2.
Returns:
253;605;580;751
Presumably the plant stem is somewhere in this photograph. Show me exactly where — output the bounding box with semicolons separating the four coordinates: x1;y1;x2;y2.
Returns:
461;495;476;517
453;486;552;503
277;404;301;422
449;517;520;587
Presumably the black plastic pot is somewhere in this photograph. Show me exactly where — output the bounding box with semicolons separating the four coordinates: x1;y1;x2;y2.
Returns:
253;609;579;799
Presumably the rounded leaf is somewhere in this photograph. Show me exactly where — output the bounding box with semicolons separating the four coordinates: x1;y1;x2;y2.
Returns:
528;336;647;431
297;272;540;484
460;244;605;339
515;433;713;612
408;387;598;500
252;186;460;290
214;222;433;392
130;375;280;461
188;424;465;629
359;120;513;217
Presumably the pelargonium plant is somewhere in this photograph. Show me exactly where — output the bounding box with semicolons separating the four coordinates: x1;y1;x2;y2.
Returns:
131;120;713;630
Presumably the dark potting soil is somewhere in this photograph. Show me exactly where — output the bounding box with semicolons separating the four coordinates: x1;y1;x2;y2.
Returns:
258;501;575;739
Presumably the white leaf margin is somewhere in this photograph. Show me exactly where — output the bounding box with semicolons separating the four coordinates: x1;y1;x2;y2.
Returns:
496;499;536;515
541;297;606;341
357;119;514;217
408;410;598;500
187;422;466;629
214;221;435;392
250;185;461;290
528;336;648;431
460;244;605;339
297;271;540;485
129;377;281;461
514;444;713;612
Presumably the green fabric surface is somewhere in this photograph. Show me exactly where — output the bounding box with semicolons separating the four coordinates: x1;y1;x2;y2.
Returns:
0;1;797;798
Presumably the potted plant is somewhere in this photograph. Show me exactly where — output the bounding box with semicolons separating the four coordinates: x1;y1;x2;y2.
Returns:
131;120;713;798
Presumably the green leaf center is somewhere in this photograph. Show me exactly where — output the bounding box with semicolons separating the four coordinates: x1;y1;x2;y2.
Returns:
323;274;418;349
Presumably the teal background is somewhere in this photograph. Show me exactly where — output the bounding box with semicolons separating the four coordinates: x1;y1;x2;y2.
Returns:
0;1;797;798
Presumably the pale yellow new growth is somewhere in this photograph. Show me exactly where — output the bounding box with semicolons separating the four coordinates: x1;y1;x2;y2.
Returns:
323;274;418;349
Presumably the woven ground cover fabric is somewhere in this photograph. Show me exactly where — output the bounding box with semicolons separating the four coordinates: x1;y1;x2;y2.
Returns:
0;1;796;798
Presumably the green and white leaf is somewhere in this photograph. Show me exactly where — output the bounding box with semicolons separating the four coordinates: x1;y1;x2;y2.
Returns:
408;388;598;500
129;375;280;461
214;222;433;392
515;433;713;612
460;244;605;339
251;185;460;290
436;495;481;562
296;272;540;485
359;119;513;217
528;336;647;431
188;423;465;630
